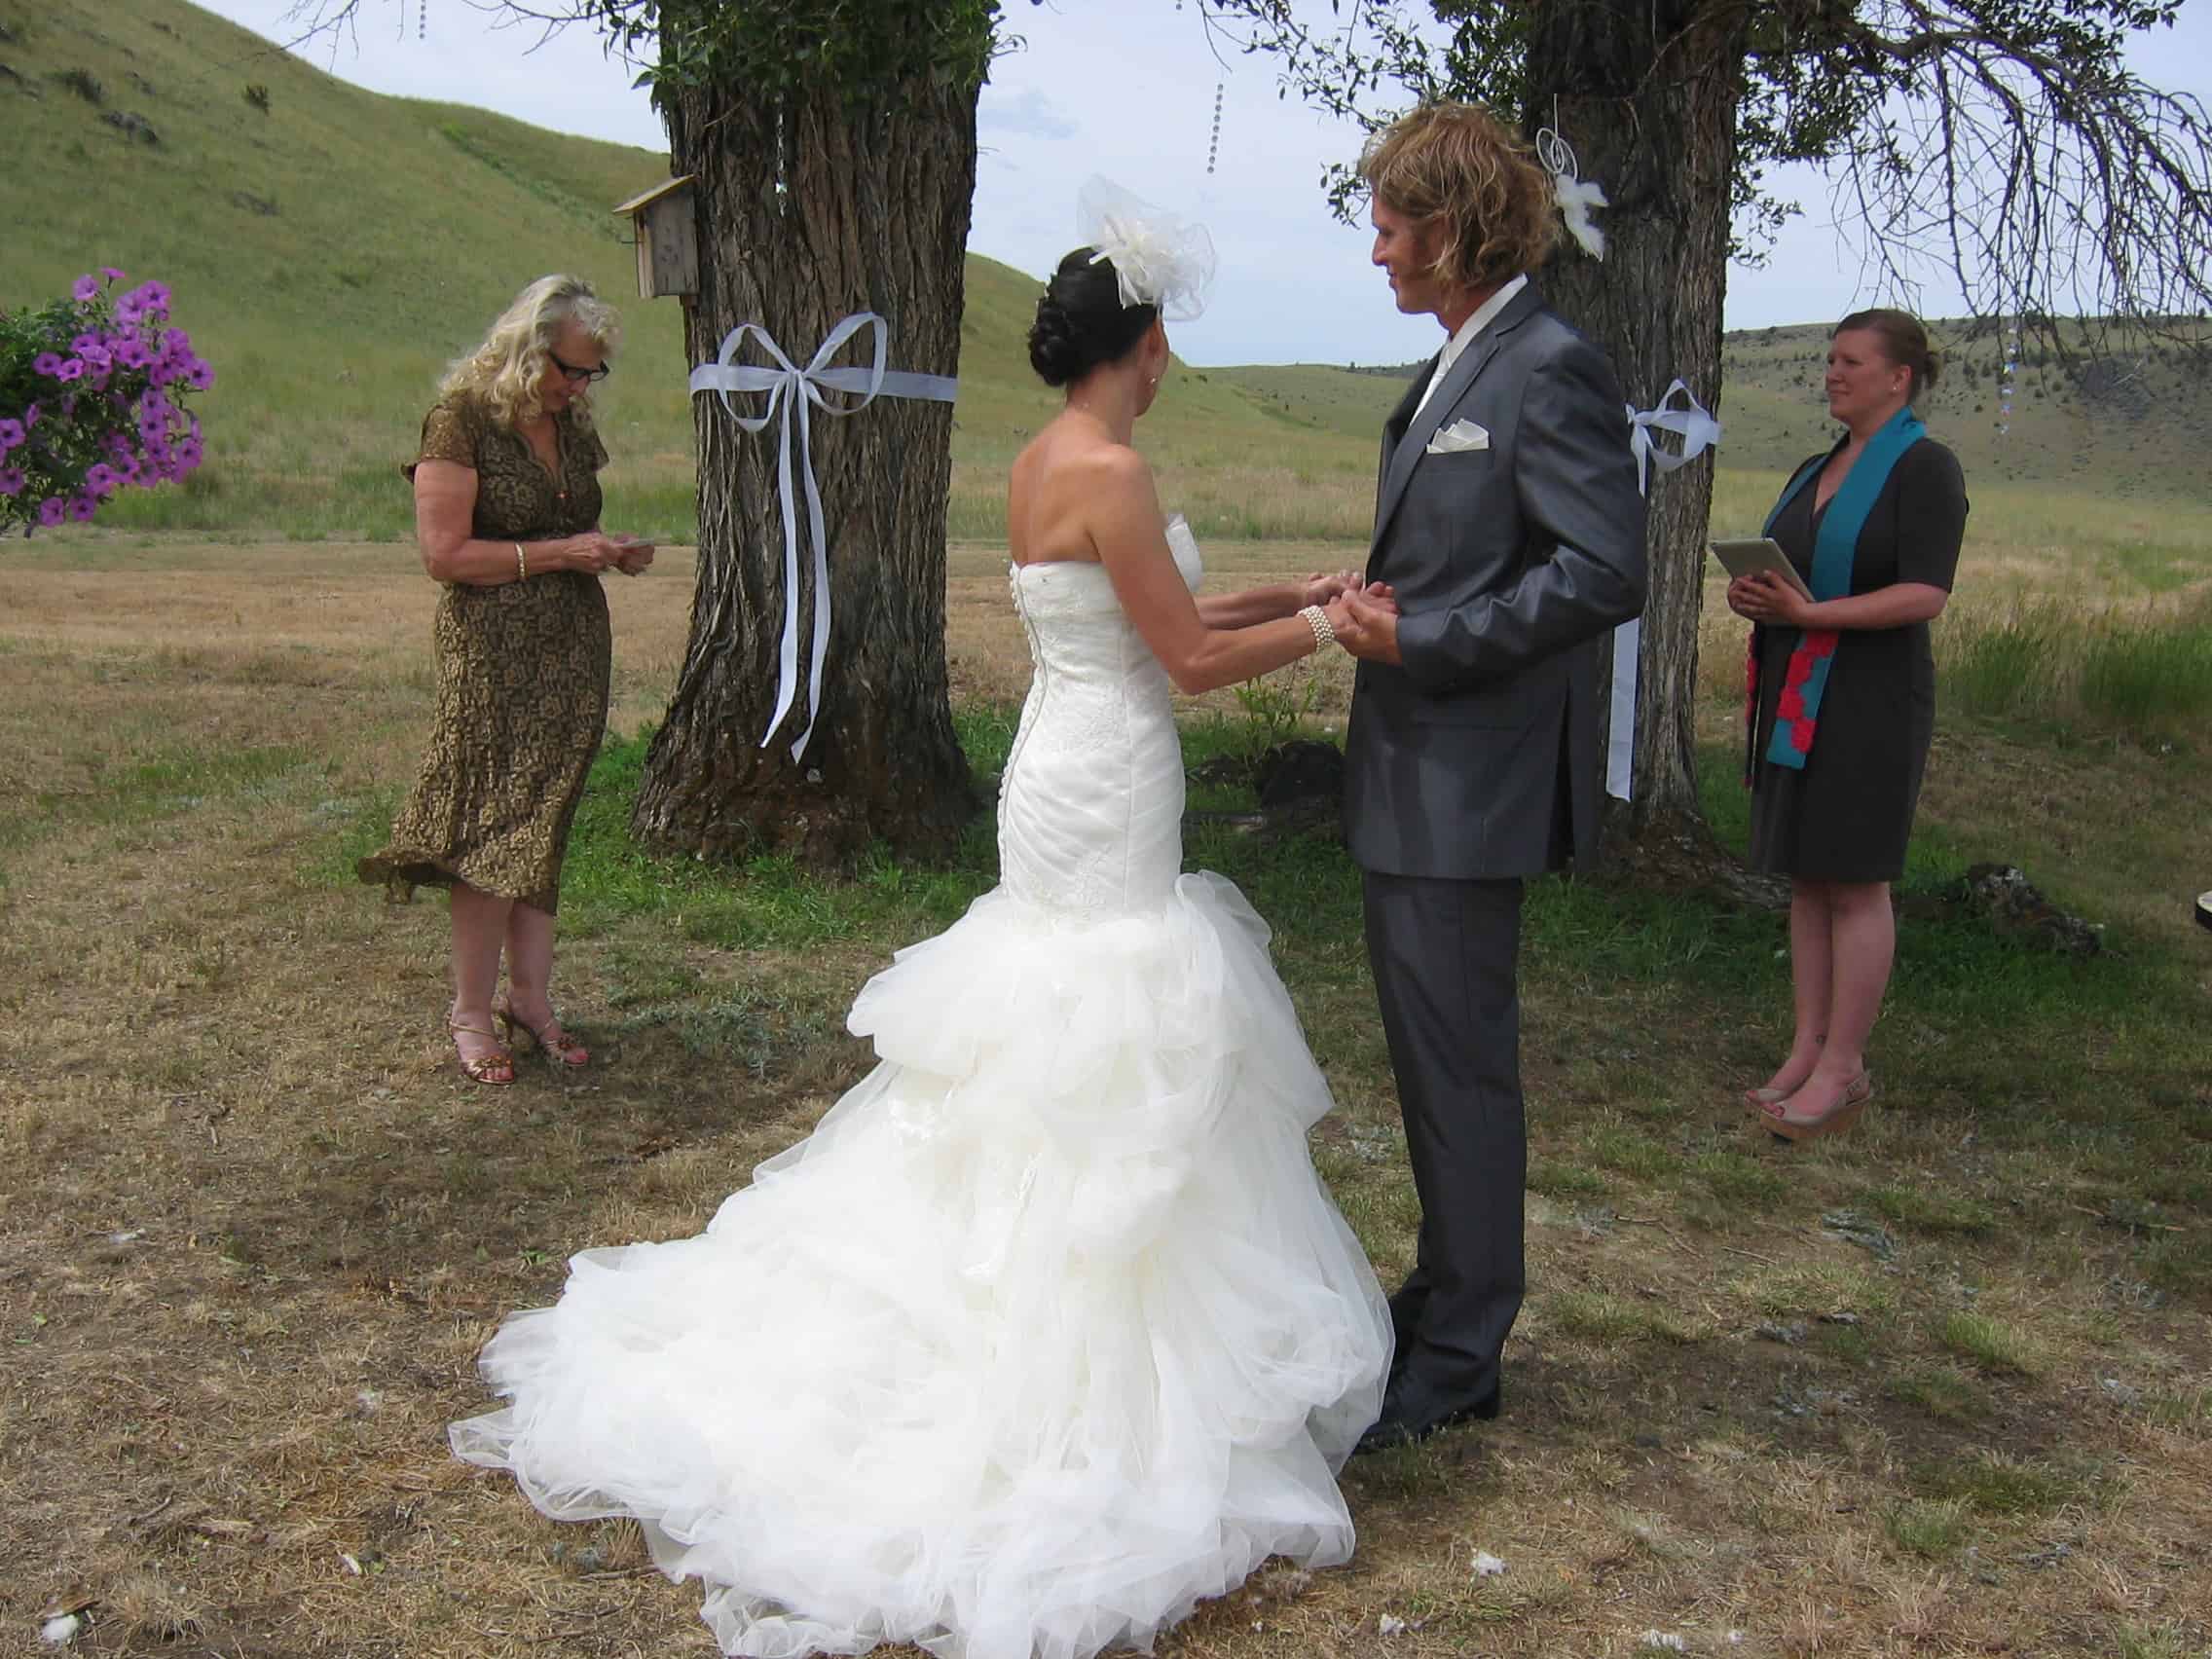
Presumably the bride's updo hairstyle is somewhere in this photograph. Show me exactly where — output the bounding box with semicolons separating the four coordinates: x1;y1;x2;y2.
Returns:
1028;248;1159;387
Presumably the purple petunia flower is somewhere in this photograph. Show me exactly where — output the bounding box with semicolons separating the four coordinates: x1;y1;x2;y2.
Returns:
66;496;96;523
163;328;192;354
114;339;151;369
184;361;215;391
36;498;65;527
0;419;21;451
0;466;24;497
102;266;126;282
22;403;40;427
72;275;99;302
117;456;143;486
55;360;85;383
84;463;120;496
175;437;204;469
128;280;171;316
33;352;62;377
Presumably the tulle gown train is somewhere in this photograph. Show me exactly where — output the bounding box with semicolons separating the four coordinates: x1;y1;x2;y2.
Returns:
451;520;1391;1659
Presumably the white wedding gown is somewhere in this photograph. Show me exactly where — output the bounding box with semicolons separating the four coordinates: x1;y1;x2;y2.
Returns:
450;518;1391;1659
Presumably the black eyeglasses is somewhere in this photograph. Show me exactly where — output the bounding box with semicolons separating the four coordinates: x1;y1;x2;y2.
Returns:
551;351;611;386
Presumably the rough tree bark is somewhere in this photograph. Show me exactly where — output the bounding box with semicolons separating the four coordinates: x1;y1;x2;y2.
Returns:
1523;1;1750;867
631;75;979;866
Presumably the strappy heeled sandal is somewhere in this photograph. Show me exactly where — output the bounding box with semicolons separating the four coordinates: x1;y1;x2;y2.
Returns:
449;1019;515;1087
495;999;590;1068
1763;1071;1874;1143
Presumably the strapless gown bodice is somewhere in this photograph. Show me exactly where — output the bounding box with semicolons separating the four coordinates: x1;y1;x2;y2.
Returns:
996;515;1200;920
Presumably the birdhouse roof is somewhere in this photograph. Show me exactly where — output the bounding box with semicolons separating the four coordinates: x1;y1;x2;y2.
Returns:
612;174;698;216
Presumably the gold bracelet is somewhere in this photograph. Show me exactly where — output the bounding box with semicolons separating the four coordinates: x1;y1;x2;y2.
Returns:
1298;604;1335;651
515;542;528;582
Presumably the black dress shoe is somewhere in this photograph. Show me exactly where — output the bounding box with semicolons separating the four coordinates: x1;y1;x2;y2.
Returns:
1352;1378;1501;1456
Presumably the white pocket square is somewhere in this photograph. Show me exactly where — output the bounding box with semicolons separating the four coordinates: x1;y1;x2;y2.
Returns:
1424;419;1490;455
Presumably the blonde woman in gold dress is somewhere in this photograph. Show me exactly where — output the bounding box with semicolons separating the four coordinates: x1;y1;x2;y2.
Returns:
360;275;653;1085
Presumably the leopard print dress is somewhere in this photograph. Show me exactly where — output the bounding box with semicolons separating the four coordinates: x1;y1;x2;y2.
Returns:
357;393;611;914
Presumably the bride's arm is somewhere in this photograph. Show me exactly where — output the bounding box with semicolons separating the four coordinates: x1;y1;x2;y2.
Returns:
1195;569;1363;629
1090;452;1346;694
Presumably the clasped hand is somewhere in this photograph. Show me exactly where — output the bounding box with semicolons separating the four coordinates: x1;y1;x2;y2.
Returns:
571;532;656;576
1319;582;1401;664
1726;571;1812;628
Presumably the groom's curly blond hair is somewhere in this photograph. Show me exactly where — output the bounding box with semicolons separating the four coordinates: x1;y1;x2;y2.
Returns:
1359;103;1557;294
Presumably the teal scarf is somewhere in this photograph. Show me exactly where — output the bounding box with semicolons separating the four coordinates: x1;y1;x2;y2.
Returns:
1753;404;1926;770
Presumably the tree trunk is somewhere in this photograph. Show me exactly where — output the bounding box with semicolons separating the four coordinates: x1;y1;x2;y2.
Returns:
633;73;980;866
1522;1;1749;864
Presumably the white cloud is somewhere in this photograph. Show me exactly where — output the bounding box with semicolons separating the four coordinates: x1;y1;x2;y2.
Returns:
977;87;1079;143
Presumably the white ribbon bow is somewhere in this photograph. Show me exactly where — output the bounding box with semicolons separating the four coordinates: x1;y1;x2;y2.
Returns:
1625;379;1723;496
1607;380;1724;803
689;313;958;762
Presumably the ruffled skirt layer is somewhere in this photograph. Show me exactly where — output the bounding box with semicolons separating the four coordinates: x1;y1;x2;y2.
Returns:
451;872;1389;1659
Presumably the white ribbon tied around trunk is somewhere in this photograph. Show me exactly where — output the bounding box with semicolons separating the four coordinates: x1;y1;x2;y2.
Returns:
1607;380;1724;802
1536;128;1607;261
689;313;958;762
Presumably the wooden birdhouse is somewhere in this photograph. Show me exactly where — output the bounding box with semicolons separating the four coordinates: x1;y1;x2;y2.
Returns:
613;175;699;300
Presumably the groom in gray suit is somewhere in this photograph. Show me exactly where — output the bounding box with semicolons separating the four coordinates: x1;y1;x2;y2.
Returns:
1333;104;1648;1452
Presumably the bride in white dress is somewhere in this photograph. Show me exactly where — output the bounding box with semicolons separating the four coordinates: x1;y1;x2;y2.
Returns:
450;191;1394;1659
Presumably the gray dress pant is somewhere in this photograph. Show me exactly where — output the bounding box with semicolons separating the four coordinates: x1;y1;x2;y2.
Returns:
1362;869;1527;1406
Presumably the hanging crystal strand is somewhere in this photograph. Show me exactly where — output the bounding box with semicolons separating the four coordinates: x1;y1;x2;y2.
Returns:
417;0;425;42
1997;310;2019;437
1206;82;1223;174
773;101;790;217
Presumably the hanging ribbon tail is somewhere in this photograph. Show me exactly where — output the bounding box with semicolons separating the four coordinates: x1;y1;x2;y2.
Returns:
1606;615;1640;802
1554;174;1608;260
688;313;958;765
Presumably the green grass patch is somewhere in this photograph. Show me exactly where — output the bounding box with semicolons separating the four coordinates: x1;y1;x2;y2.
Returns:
1529;1159;1610;1199
0;743;320;854
1546;1290;1705;1346
1885;1497;1971;1558
1939;596;2212;747
1885;1364;1991;1421
1862;1182;2000;1236
1732;1263;1897;1323
1914;1450;2090;1517
1691;1149;1791;1212
1939;1311;2046;1377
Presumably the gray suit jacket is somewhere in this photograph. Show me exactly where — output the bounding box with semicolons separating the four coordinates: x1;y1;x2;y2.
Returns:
1344;281;1648;879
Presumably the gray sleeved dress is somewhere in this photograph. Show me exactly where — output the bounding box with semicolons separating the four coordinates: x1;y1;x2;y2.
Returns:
1746;437;1969;883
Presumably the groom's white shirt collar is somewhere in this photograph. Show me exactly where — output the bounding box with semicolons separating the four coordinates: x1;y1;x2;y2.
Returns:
1412;273;1529;420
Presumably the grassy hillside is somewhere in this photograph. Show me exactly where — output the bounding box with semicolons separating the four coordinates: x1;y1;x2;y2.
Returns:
1223;312;2212;502
4;0;2208;547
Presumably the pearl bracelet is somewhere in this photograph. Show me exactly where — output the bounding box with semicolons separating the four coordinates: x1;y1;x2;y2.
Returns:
1298;604;1335;651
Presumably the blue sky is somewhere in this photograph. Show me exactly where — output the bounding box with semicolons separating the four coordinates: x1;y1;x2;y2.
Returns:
202;0;2212;367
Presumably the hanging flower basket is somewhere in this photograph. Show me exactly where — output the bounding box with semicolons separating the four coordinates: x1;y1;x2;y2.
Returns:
0;269;212;535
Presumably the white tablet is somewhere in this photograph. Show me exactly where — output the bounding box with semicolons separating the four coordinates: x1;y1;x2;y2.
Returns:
1710;536;1814;601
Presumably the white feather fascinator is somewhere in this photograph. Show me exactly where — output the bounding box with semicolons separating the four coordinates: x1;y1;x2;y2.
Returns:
1077;176;1218;321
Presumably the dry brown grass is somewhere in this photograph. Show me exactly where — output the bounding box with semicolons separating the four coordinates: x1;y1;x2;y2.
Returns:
1;534;2207;1659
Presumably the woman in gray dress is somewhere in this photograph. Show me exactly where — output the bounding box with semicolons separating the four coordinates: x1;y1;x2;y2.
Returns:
1728;309;1969;1141
360;276;654;1085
